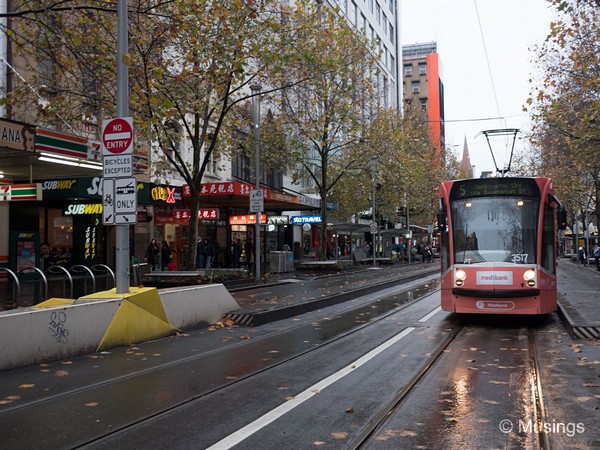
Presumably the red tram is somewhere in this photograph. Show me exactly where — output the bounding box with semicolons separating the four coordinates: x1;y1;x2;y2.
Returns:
438;177;566;314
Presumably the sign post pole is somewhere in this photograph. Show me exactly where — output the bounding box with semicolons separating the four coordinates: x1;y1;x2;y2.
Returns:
115;0;129;294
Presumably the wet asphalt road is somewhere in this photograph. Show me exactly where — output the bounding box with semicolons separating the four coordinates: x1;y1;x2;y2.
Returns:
0;265;598;449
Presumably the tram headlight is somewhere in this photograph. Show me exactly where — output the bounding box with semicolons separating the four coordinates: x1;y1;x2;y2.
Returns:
455;269;466;286
523;269;536;287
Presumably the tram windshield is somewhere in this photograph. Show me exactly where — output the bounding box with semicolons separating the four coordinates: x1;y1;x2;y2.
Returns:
451;197;539;264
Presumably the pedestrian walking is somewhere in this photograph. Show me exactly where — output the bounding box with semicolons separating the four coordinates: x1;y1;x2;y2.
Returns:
161;241;172;271
205;239;213;269
232;238;242;268
578;246;587;266
593;243;600;271
196;238;206;269
145;238;159;270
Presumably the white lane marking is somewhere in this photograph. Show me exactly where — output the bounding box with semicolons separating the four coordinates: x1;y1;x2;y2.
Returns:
207;326;416;450
418;306;441;323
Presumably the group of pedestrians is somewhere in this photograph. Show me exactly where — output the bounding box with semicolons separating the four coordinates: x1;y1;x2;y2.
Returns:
196;238;220;270
145;238;175;271
231;238;253;269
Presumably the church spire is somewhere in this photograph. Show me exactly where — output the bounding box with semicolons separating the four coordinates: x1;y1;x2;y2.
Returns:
460;135;473;178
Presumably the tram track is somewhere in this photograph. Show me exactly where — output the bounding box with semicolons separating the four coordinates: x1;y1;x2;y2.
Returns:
349;324;464;449
528;328;552;450
352;321;554;450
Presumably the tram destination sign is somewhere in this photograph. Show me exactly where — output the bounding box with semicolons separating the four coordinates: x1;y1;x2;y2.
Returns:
450;178;539;200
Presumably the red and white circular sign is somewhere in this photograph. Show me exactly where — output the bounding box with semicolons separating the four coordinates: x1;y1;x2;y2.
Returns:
102;117;133;156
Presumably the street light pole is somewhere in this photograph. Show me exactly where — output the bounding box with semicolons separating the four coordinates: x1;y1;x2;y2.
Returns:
250;85;262;284
370;156;377;268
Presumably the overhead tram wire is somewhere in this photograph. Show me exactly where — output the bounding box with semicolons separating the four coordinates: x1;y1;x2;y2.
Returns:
474;0;516;171
473;0;504;128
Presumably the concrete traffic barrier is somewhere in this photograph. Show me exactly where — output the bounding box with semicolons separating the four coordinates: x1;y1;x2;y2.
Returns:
0;284;240;371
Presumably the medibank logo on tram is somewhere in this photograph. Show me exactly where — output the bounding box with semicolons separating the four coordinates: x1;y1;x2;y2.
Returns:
476;271;513;285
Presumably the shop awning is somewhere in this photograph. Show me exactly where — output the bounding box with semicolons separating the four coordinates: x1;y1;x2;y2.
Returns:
330;223;371;234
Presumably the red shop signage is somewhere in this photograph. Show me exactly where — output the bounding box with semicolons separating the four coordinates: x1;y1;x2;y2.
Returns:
182;181;253;197
173;208;220;224
229;214;267;225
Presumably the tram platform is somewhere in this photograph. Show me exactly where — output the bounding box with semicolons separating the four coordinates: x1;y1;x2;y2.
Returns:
225;258;599;340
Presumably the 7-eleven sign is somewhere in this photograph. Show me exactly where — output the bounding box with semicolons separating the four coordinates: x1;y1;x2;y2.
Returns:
0;185;10;201
0;184;42;201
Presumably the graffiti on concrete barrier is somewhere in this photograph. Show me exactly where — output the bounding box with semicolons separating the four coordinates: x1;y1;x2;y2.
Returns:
49;311;69;344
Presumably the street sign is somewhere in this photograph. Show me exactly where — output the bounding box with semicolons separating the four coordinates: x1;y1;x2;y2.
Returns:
103;154;133;178
114;178;137;213
370;223;378;234
102;117;133;156
102;178;115;225
249;189;264;213
102;177;138;225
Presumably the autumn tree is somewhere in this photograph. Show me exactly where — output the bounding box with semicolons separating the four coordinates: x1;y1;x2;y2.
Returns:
261;0;379;260
527;0;600;229
2;0;336;269
330;106;438;225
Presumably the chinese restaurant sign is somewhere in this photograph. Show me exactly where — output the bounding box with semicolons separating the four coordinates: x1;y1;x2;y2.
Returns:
173;208;220;224
229;214;267;225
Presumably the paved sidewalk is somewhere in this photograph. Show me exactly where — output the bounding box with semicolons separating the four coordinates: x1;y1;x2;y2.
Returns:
556;258;600;339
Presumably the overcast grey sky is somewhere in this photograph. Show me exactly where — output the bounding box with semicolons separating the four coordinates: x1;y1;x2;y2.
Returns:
400;0;555;176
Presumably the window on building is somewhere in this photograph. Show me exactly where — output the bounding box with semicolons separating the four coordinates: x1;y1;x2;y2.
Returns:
389;23;394;45
362;13;367;32
232;154;251;182
352;1;358;26
390;55;395;77
376;3;381;23
404;64;412;77
419;63;427;75
369;0;373;13
420;98;428;109
383;15;387;34
389;0;394;13
412;80;420;94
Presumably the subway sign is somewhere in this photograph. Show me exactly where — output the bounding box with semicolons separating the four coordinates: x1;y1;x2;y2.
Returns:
64;203;103;215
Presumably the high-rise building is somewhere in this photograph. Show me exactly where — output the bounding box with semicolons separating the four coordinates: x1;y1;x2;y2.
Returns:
331;0;402;110
402;42;445;150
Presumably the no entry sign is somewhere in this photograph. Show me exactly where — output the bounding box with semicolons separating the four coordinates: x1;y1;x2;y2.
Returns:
102;117;133;156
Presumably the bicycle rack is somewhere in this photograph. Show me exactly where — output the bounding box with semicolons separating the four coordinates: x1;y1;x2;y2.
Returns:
0;267;20;308
17;267;48;304
45;265;74;300
69;265;96;297
91;264;115;290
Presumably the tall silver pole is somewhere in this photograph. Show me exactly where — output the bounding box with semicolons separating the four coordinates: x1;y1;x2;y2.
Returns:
250;85;262;284
370;157;376;268
115;0;130;293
